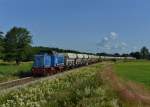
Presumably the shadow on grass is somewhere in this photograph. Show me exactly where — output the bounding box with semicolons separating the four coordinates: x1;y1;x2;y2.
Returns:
14;70;32;78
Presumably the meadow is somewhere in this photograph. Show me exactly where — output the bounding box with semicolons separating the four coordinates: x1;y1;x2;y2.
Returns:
0;61;33;83
0;63;120;107
115;60;150;87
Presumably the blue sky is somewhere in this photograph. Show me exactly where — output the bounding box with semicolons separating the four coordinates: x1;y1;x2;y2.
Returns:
0;0;150;53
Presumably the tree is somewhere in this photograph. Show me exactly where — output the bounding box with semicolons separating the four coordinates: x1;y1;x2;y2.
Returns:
4;27;32;64
140;46;149;59
114;53;120;57
0;31;4;58
130;52;141;59
121;53;129;57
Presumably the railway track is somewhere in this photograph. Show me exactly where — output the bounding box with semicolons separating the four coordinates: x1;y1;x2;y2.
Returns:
0;63;102;92
0;77;36;90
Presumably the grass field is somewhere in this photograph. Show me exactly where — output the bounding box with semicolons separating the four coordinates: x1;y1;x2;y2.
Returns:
115;60;150;87
0;63;120;107
0;61;33;83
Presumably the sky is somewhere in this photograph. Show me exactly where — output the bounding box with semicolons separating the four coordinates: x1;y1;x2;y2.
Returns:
0;0;150;53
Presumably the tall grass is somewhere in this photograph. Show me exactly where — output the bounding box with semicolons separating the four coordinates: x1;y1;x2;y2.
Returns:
0;61;33;82
0;63;120;107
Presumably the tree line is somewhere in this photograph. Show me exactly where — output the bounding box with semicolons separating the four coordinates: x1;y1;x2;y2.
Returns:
0;26;150;65
0;27;94;64
97;46;150;60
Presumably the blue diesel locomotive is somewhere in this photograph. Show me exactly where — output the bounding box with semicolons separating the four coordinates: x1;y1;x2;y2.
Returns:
32;53;65;76
32;53;100;76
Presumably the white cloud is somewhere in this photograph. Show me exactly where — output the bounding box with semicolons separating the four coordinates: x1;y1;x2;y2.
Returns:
110;32;117;36
104;37;109;41
116;42;127;50
110;32;118;40
97;32;128;53
121;42;127;47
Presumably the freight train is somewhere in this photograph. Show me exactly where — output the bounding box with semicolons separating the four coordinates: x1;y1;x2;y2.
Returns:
32;53;135;76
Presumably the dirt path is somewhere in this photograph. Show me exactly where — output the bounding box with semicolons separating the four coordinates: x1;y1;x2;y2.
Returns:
101;63;150;107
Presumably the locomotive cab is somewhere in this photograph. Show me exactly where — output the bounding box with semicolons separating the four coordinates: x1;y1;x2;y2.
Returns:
32;53;65;76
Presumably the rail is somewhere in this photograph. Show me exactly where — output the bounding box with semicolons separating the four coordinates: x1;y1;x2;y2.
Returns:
0;77;35;90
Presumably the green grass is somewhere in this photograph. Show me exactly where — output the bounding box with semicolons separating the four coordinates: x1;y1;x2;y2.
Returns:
0;63;120;107
0;61;33;82
115;60;150;87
